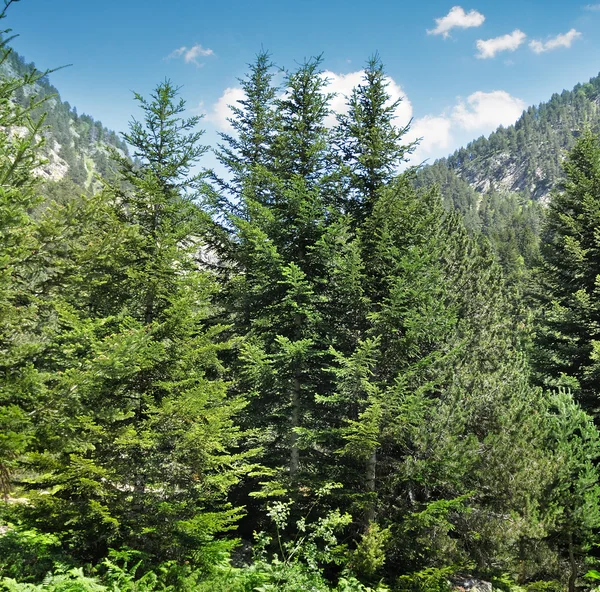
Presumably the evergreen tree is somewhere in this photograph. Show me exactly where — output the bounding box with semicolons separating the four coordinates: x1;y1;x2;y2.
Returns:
211;51;278;213
14;82;250;566
543;390;600;592
533;129;600;416
211;57;335;492
0;4;55;499
335;54;414;219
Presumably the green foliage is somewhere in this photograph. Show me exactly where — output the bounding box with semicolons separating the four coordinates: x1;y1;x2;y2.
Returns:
540;390;600;590
395;566;455;592
335;54;415;219
524;580;563;592
349;523;390;579
0;0;54;499
533;129;600;415
1;17;597;590
2;80;251;568
0;526;64;583
2;567;107;592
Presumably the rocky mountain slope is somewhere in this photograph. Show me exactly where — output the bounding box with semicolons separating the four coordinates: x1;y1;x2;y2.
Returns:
1;41;128;193
412;73;600;281
419;72;600;206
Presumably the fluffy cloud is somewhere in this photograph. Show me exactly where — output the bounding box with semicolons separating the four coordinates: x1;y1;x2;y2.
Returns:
427;6;485;38
322;70;412;127
584;4;600;10
408;116;454;164
168;44;214;67
452;90;525;130
529;29;582;54
476;30;526;59
208;87;245;131
322;70;364;126
406;90;525;164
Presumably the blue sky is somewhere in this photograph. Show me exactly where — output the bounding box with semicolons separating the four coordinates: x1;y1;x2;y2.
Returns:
5;0;600;165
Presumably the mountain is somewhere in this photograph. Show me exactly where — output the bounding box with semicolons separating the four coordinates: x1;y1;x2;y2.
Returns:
1;41;128;194
414;72;600;283
420;72;600;205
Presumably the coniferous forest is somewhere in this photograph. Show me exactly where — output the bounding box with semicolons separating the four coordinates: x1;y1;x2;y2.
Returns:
4;4;600;592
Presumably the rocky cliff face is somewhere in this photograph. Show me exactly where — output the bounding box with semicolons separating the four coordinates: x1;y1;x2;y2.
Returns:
421;73;600;205
1;42;128;192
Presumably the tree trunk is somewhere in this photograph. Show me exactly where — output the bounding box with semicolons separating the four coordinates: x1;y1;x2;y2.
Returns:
568;531;577;592
364;448;377;525
290;375;300;478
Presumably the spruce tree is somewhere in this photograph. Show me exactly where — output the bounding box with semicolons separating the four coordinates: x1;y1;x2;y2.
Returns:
212;57;335;490
14;82;250;566
0;6;56;499
335;54;414;219
543;390;600;592
533;129;600;416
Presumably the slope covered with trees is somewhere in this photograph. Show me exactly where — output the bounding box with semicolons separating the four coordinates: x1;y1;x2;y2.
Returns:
2;7;600;592
422;73;600;205
0;34;128;194
415;73;600;287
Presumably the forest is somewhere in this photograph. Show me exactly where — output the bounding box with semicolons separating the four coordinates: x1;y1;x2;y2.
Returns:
2;4;600;592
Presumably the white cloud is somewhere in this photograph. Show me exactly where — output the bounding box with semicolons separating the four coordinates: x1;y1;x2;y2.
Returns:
208;87;245;131
427;6;485;38
167;44;214;67
452;90;525;130
584;4;600;10
529;29;582;53
322;70;364;127
403;90;523;164
322;70;412;128
476;30;526;59
408;115;454;164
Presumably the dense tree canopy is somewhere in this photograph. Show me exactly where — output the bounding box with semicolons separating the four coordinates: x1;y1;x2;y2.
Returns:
1;16;600;591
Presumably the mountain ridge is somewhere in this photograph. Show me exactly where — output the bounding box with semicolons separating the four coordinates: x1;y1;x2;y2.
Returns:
0;39;129;193
420;71;600;204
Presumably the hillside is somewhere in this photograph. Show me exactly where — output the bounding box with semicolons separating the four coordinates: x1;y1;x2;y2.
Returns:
1;40;128;193
413;73;600;283
419;72;600;205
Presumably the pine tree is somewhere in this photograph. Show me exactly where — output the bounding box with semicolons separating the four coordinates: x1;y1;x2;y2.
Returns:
335;54;414;220
0;4;56;499
211;57;335;491
543;390;600;592
211;51;278;213
15;82;251;565
533;129;600;416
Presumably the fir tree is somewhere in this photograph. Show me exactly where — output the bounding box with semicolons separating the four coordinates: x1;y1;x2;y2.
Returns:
335;54;414;219
0;4;55;499
211;57;335;490
533;129;600;416
15;82;251;566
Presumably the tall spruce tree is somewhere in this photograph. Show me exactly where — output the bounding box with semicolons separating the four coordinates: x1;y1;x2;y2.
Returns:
533;129;600;417
335;54;414;219
543;390;600;592
203;51;562;583
13;82;250;566
212;57;335;491
327;59;555;570
0;5;55;499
